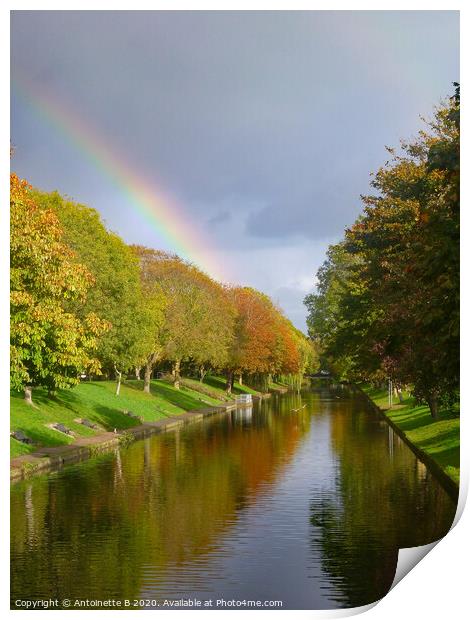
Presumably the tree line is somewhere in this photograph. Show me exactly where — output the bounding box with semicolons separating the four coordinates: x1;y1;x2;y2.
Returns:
11;173;318;403
304;85;459;418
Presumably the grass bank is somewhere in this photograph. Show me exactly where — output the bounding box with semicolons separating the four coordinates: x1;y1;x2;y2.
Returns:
361;385;460;486
10;376;258;459
202;375;263;396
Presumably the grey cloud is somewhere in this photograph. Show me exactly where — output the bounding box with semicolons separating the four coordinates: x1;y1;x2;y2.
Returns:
207;210;232;226
245;192;362;241
12;11;459;241
10;11;459;324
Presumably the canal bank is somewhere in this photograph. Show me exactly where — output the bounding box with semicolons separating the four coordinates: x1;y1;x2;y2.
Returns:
10;375;274;476
10;394;271;482
357;385;459;502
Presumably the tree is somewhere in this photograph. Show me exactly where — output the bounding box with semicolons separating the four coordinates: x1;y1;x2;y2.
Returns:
285;328;320;389
225;287;279;392
10;174;104;402
131;247;168;392
305;88;459;417
305;242;379;381
132;248;235;389
347;93;459;415
32;191;157;395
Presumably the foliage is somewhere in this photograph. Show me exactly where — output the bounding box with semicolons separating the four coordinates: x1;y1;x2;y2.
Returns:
10;175;104;396
11;177;314;403
132;247;235;383
224;287;315;391
32;192;157;380
305;87;460;417
227;287;279;376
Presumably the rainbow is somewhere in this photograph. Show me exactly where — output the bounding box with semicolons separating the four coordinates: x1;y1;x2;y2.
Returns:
12;75;231;283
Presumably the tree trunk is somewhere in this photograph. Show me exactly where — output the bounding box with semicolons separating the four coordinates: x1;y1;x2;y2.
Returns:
226;370;233;394
426;395;439;419
115;366;122;396
237;373;243;386
24;386;33;405
173;359;181;390
257;373;268;393
143;351;160;393
143;360;152;393
135;366;141;380
199;365;206;383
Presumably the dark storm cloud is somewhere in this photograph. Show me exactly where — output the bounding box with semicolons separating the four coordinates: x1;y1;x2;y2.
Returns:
11;10;459;243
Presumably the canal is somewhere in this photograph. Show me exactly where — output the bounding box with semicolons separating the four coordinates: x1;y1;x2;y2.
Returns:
10;384;456;609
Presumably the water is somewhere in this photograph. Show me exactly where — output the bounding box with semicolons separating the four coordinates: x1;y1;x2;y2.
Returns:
10;384;456;609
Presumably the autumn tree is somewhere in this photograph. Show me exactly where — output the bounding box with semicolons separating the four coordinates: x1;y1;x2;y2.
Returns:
225;287;279;392
276;319;301;376
132;248;235;389
281;327;320;389
10;174;104;403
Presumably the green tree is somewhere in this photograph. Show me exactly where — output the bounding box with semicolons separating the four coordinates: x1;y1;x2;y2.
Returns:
305;88;459;417
32;192;156;395
131;247;168;392
305;243;379;381
10;174;104;403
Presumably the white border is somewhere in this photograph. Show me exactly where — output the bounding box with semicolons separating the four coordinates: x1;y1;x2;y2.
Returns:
3;3;467;619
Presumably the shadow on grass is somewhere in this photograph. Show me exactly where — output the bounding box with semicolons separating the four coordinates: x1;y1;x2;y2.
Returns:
127;375;253;399
391;404;458;430
425;444;460;469
89;405;137;431
417;427;460;448
11;387;83;415
204;375;253;396
11;422;70;449
122;379;146;393
150;381;206;410
10;436;32;457
115;377;207;410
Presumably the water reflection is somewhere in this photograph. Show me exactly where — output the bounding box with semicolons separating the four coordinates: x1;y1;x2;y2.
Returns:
233;407;253;424
11;386;456;609
308;385;455;607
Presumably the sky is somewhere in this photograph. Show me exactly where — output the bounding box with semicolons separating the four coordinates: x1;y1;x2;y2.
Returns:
10;11;459;331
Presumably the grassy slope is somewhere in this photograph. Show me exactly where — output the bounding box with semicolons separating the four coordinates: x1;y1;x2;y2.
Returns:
10;379;224;458
203;375;263;396
361;385;460;485
183;375;262;399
